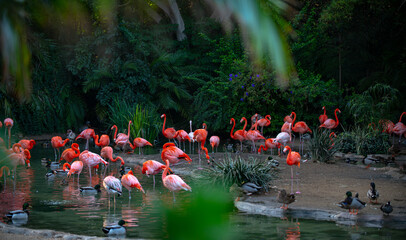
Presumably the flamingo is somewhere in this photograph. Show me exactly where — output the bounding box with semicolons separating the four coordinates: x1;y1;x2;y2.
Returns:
379;119;395;143
319;106;328;124
209;136;220;153
8;148;31;190
291;112;312;155
51;136;69;162
17;139;36;150
230;117;247;152
142;160;172;188
0;120;2;128
67;161;84;182
258;138;281;155
188;120;195;154
393;112;406;142
60;143;80;163
162;160;191;202
79;150;108;185
95;134;110;148
121;170;145;199
0;166;11;188
246;115;265;153
319;108;341;129
132;137;153;155
4;118;13;149
111;121;133;151
275;132;291;155
257;115;271;135
193;123;210;166
174;130;191;152
75;128;96;150
284;146;301;194
161;114;177;143
100;146;125;166
103;175;122;208
284;115;293;123
66;129;76;146
161;142;192;165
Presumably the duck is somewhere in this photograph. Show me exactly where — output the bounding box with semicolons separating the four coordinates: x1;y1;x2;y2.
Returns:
80;184;101;194
5;202;30;220
45;170;57;179
102;219;126;236
277;189;295;210
380;201;393;215
241;182;262;196
367;182;379;203
339;191;366;215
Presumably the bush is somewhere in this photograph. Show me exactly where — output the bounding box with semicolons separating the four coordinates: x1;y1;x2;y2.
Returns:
308;129;339;163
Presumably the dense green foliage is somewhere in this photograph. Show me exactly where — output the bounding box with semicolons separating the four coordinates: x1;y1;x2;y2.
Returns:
0;0;404;144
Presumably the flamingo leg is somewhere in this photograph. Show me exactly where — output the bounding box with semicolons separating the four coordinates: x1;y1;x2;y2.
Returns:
85;139;89;150
88;165;92;186
129;190;131;199
54;148;58;162
296;169;301;194
173;191;176;202
290;166;294;194
153;175;156;189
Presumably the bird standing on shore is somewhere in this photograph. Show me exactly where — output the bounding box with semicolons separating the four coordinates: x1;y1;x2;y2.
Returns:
277;189;295;210
367;182;379;203
380;201;393;215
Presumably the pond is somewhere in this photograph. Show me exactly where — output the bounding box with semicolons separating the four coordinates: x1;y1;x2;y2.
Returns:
0;146;405;239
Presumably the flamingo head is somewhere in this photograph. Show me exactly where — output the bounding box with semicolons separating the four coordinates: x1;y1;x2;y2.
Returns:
161;114;165;118
128;170;134;175
283;146;290;153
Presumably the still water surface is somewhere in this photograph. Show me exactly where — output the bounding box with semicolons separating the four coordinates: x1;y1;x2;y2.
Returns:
0;147;405;239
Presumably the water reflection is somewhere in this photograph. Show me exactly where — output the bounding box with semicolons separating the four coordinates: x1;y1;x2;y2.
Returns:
276;217;300;240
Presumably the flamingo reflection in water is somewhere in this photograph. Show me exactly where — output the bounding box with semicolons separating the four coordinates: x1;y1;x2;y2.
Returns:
276;217;301;240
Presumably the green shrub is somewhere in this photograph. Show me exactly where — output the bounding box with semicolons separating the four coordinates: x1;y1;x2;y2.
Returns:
308;129;339;163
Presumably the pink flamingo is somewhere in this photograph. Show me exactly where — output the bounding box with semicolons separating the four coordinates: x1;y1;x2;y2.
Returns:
94;134;110;148
210;136;220;153
142;160;172;188
291;112;312;155
4;118;13;149
0;166;11;188
246;115;265;153
393;112;406;142
193;123;210;166
111;121;133;150
67;161;83;182
161;142;192;165
121;170;145;199
162;159;191;202
161;114;177;143
75;128;96;150
79;150;108;185
103;175;122;208
51;136;69;162
8;147;31;190
319;108;341;129
60;143;80;163
175;130;191;152
230;117;247;152
284;115;293;123
100;146;125;166
17;139;36;150
258;138;281;155
284;146;301;194
132;137;153;155
257;115;271;135
319;106;328;124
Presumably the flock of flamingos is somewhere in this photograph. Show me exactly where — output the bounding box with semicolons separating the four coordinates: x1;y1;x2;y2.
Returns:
1;109;405;234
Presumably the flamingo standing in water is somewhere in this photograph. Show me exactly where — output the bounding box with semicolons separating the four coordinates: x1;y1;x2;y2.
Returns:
319;108;341;129
60;143;80;163
4;118;13;149
132;137;153;155
319;106;328;124
246;115;265;153
291;112;312;155
17;139;36;150
8;147;31;190
230;117;247;152
161;114;177;143
162;160;191;202
210;136;220;153
142;160;172;188
174;130;191;152
258;138;281;155
95;134;110;148
75;128;96;150
193;123;210;166
393;112;406;142
51;136;69;162
111;121;133;151
284;146;301;194
257;115;271;135
79;150;108;185
103;175;122;208
67;161;83;182
121;170;145;199
161;142;192;165
101;146;125;166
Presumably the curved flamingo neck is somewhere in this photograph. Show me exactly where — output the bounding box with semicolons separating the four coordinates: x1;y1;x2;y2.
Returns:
241;117;247;131
334;109;340;127
63;163;71;171
230;118;236;138
112;125;118;139
323;106;326;115
72;143;80;155
115;156;124;165
266;115;271;124
291;112;296;126
285;146;292;155
162;160;169;181
203;123;207;130
400;112;406;122
162;114;167;134
94;135;100;146
12;143;23;153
